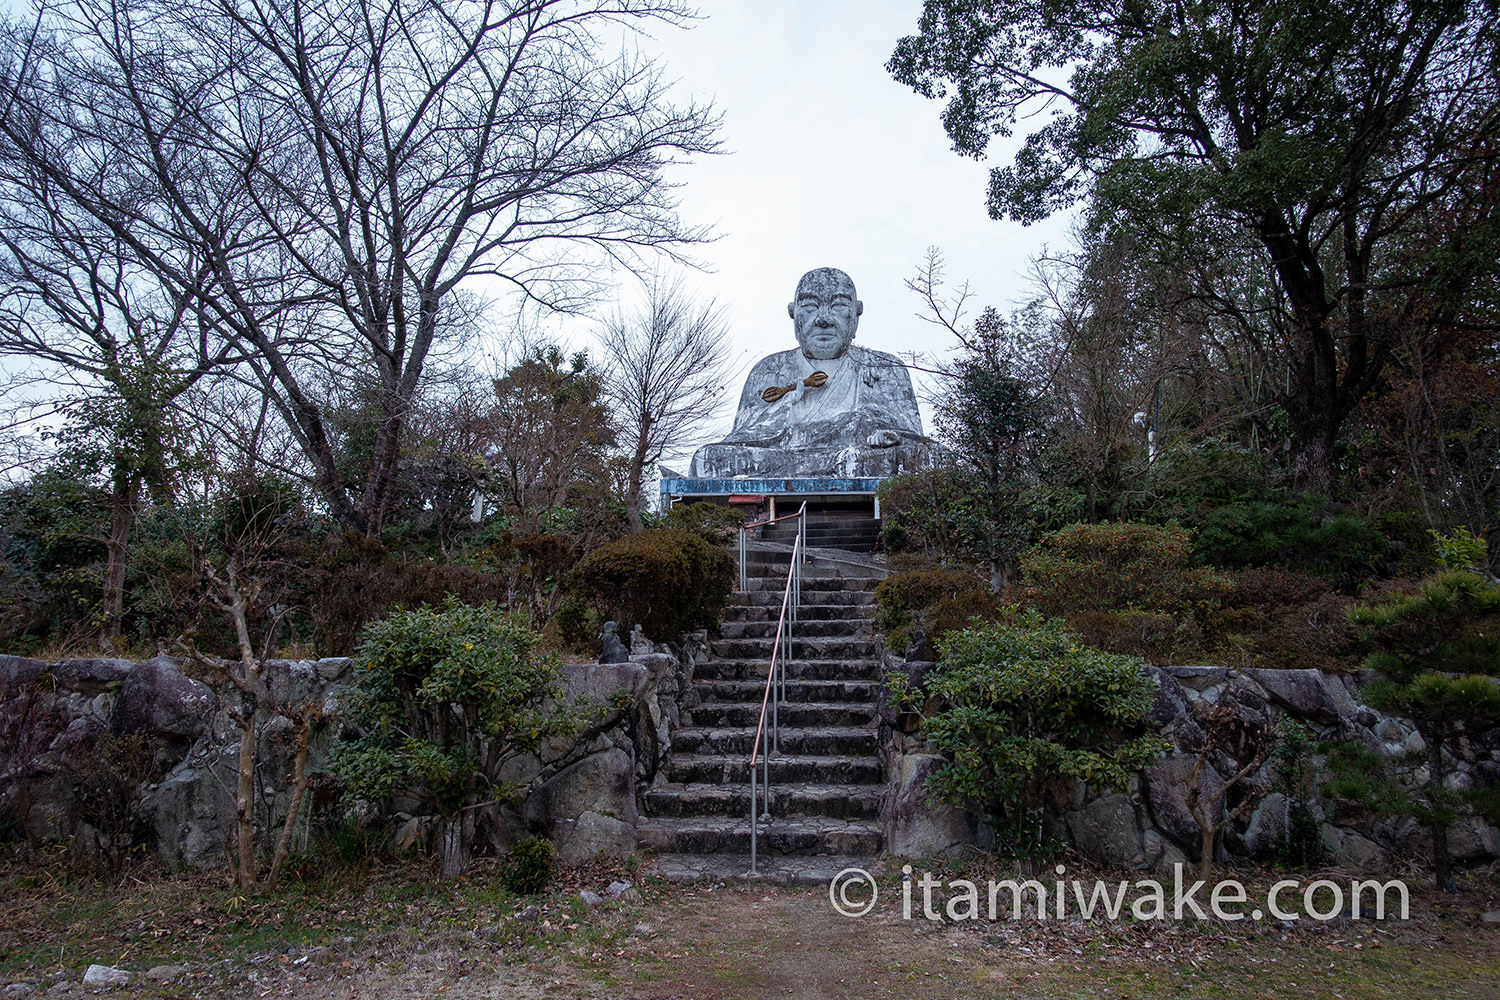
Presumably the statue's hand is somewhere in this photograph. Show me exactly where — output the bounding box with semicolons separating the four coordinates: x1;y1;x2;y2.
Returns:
866;429;901;448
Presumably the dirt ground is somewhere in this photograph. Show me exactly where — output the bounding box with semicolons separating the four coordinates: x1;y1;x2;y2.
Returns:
5;857;1500;1000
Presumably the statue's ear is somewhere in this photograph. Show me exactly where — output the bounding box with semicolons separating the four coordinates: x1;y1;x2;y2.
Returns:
787;302;795;319
856;300;864;316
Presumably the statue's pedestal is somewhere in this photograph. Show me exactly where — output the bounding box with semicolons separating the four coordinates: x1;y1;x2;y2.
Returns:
660;476;888;522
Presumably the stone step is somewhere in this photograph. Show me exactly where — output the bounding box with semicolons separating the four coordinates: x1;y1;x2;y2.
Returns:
738;578;877;596
716;618;873;640
637;816;884;856
691;658;883;682
644;781;883;820
693;678;879;705
722;604;875;623
758;534;880;552
685;700;878;728
647;852;885;885
666;753;881;786
709;637;879;660
671;725;878;756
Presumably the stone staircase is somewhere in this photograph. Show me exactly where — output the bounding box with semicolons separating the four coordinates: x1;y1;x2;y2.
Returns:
638;548;887;881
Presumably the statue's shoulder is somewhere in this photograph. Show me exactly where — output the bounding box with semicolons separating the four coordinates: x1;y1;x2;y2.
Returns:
746;347;804;376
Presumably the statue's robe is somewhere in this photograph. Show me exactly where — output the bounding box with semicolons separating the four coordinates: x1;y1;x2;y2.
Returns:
689;344;928;479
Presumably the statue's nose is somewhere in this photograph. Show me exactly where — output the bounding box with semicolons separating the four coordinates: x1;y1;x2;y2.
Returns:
815;308;834;327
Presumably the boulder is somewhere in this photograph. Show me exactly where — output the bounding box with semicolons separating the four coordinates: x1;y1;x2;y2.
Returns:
51;658;132;695
81;966;130;988
0;654;48;696
1065;793;1145;868
315;658;353;682
1335;831;1388;869
881;752;977;857
1231;792;1287;859
1162;666;1228;691
561;662;652;707
1143;666;1189;727
526;748;638;832
139;747;238;869
111;657;213;741
552;810;635;864
261;659;322;707
1242;668;1359;723
1144;754;1222;858
1448;816;1500;862
1141;828;1192;877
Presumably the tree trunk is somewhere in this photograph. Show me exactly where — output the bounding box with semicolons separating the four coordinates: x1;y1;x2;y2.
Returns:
218;561;264;890
439;811;474;880
99;470;138;649
625;416;653;534
233;710;256;890
1286;405;1337;497
1429;734;1456;892
266;712;312;891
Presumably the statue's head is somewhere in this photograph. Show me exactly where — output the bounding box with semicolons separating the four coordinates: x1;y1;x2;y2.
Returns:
788;267;862;361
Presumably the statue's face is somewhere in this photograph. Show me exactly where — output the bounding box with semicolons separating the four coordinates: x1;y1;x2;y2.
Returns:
789;269;862;361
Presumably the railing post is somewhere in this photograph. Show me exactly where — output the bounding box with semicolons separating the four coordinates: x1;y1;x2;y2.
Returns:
738;525;747;592
749;758;758;875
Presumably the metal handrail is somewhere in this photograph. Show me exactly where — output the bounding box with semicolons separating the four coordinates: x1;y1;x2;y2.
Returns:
747;502;806;875
738;507;809;593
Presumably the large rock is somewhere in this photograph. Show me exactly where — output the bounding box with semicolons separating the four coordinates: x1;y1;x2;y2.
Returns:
0;654;48;696
140;747;238;869
111;656;214;741
1162;666;1228;692
1231;791;1287;858
882;752;977;857
561;662;652;707
552;810;636;864
1065;793;1145;868
1142;666;1189;727
260;659;322;707
1144;754;1222;858
51;658;132;695
526;747;638;834
1141;828;1193;877
1448;816;1500;862
1242;668;1359;723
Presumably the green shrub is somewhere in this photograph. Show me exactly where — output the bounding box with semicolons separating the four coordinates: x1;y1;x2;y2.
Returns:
924;609;1168;852
663;502;745;545
1347;570;1500;890
1018;522;1229;663
503;835;556;895
1192;496;1387;585
568;528;734;640
332;599;572;878
873;568;1000;652
877;466;1030;574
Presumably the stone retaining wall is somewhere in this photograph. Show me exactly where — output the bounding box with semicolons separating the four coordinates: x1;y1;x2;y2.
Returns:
0;636;704;867
878;653;1500;872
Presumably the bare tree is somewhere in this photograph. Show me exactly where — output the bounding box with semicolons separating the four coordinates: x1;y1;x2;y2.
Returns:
0;0;720;535
597;275;732;529
0;188;227;644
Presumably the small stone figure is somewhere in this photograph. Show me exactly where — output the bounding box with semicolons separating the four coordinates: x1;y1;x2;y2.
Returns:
688;267;928;478
599;621;630;664
630;624;654;657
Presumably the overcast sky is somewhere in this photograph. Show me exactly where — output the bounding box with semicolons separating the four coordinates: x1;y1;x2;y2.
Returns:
527;0;1076;453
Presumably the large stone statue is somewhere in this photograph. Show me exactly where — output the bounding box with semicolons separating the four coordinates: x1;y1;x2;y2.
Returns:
689;268;927;478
